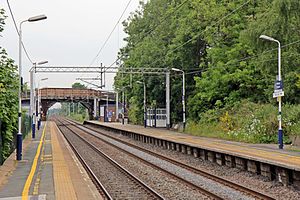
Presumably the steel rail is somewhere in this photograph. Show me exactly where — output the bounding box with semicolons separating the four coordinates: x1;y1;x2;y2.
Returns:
63;118;224;200
67;118;275;200
56;118;165;200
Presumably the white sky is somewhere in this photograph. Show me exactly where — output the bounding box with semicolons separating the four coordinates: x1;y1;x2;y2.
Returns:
0;0;142;91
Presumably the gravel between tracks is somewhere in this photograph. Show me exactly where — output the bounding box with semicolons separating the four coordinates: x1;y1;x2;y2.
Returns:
70;125;211;199
75;125;253;200
84;124;300;200
58;125;159;200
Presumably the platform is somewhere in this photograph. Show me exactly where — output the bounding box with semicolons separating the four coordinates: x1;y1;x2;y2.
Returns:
85;120;300;187
0;121;101;200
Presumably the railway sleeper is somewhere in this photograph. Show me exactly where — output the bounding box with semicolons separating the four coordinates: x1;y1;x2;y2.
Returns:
83;121;300;189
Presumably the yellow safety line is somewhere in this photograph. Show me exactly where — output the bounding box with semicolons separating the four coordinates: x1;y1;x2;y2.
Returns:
22;122;47;200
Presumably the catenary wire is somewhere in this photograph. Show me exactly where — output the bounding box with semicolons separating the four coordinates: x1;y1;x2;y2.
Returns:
104;0;190;72
6;0;33;64
89;0;132;66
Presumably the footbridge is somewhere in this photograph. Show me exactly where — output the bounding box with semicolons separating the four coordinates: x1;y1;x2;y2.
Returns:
22;88;116;119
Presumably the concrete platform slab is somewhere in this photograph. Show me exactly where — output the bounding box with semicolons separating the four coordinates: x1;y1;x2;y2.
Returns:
86;121;300;171
0;121;101;200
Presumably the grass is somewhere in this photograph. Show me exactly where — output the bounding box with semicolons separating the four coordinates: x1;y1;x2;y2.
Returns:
69;114;87;123
185;100;299;144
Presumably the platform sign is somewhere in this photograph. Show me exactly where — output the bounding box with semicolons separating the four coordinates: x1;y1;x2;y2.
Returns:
273;90;284;98
274;80;283;90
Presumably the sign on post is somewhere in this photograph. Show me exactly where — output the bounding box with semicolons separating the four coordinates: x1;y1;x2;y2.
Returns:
273;79;284;98
274;80;283;90
273;90;284;98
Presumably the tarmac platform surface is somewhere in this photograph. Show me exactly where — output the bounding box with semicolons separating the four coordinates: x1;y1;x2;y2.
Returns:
87;121;300;171
0;121;101;200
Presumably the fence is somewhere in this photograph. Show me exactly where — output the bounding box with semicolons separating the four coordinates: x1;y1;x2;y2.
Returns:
22;113;31;139
0;113;31;165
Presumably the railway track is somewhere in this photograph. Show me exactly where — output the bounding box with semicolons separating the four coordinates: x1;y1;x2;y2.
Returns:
63;117;275;200
60;120;224;199
56;119;165;200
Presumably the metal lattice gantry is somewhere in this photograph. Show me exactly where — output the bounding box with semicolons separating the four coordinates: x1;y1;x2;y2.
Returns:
29;65;171;128
31;65;169;74
31;66;104;73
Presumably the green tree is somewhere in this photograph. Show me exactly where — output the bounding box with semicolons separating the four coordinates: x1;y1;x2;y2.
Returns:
0;8;18;163
59;82;88;121
114;0;300;126
72;82;86;89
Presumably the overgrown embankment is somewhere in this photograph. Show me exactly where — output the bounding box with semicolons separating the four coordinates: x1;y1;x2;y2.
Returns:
186;100;300;144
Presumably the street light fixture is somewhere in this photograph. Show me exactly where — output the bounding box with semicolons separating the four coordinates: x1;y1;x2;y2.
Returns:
17;14;47;161
30;61;48;139
259;34;283;149
171;68;186;131
137;81;147;128
28;15;47;22
37;61;48;65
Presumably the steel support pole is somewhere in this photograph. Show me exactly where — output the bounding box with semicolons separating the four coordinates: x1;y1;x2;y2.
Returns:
30;70;36;138
37;87;41;130
30;71;33;123
277;41;283;149
166;71;170;129
122;90;125;125
106;96;109;122
93;98;97;119
116;92;119;121
143;81;147;128
182;72;186;131
17;22;25;160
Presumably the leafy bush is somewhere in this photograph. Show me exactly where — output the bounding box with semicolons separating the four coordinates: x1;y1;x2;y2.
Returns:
0;47;18;163
69;114;87;123
186;100;300;144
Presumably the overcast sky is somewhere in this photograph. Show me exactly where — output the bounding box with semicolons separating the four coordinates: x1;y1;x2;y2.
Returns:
1;0;141;91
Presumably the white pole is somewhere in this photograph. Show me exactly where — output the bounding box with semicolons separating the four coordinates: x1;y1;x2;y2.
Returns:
38;85;40;122
277;41;283;149
30;70;36;138
17;21;26;160
30;71;33;121
122;90;125;125
166;71;170;129
182;71;186;131
144;81;146;128
106;95;109;122
116;92;119;121
93;98;97;119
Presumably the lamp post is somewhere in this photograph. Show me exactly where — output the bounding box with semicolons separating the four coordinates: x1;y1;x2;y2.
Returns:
17;14;47;161
171;68;186;131
259;34;283;149
116;86;130;125
101;94;109;122
137;81;147;128
115;91;119;121
37;78;48;130
101;92;110;122
31;61;48;139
